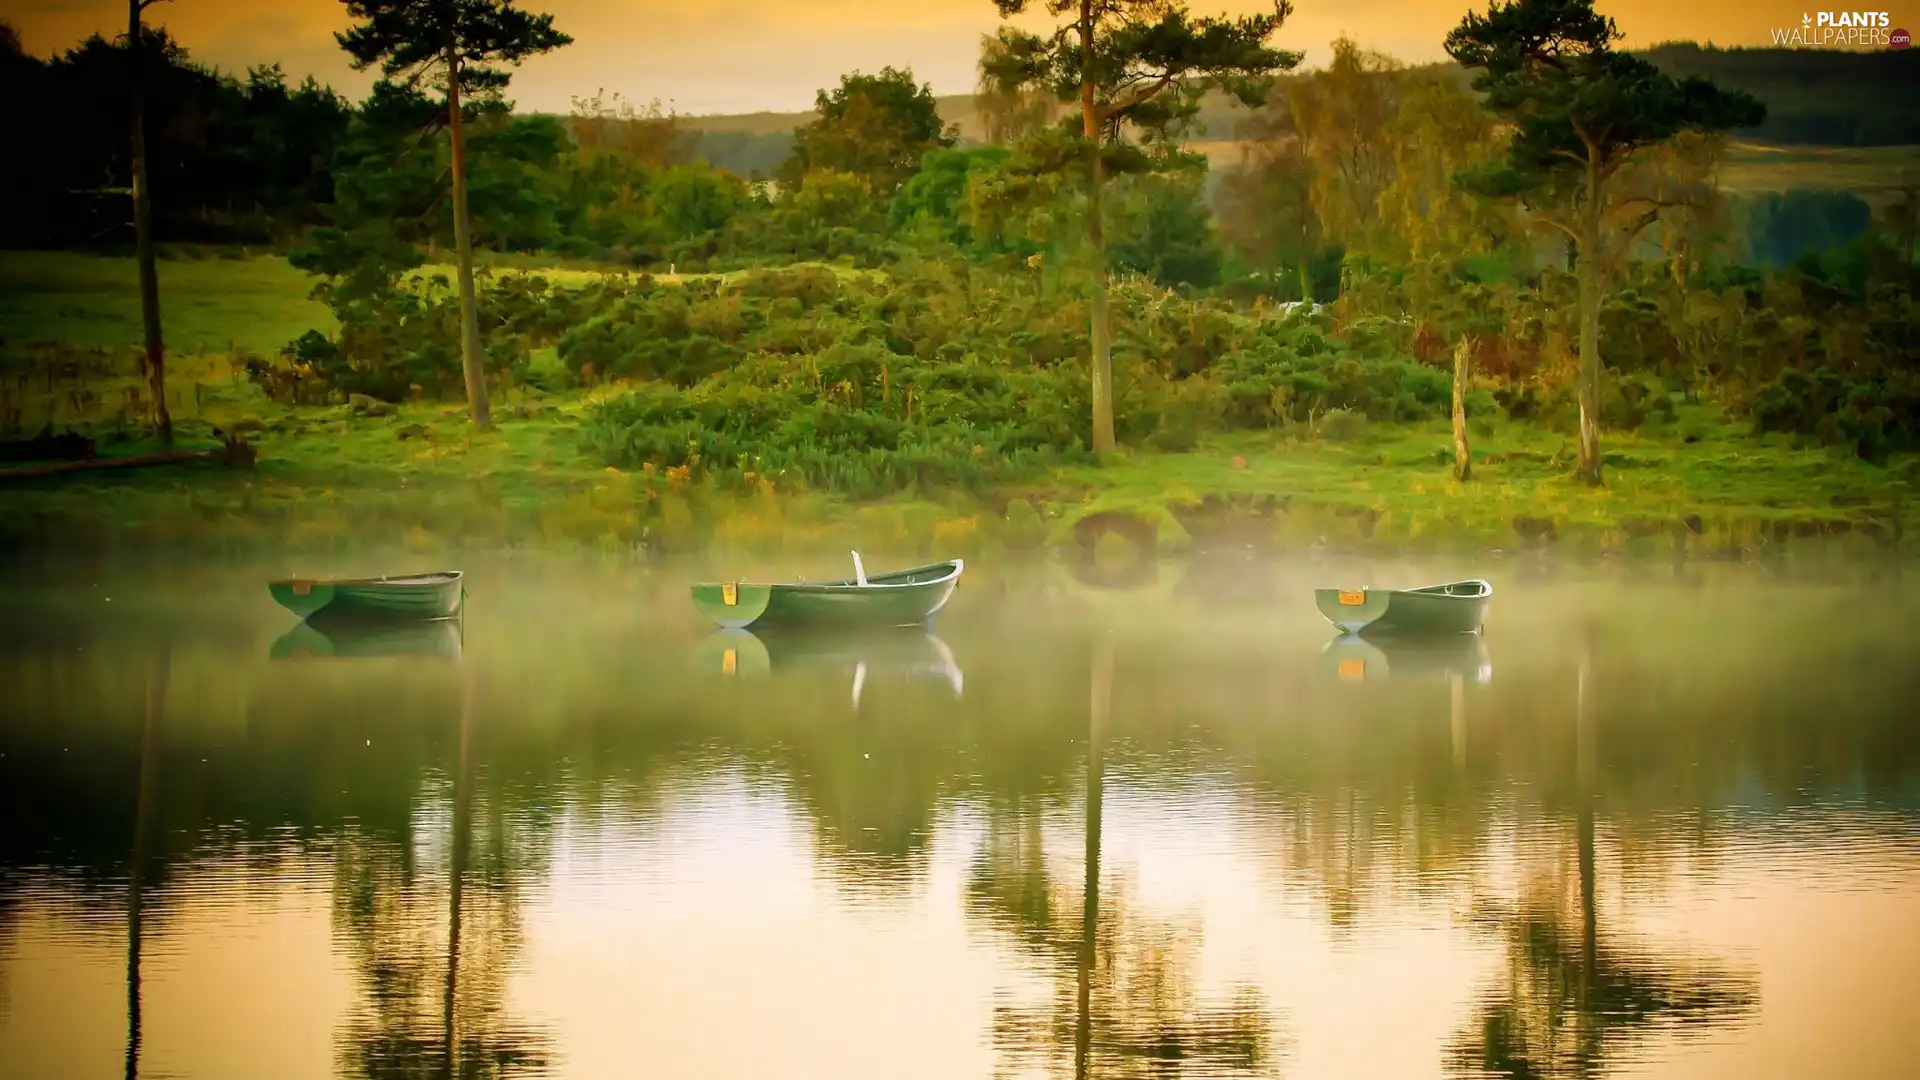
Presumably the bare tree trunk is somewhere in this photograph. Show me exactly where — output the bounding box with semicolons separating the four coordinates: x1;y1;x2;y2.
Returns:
1079;0;1114;454
1574;163;1604;486
446;50;492;431
1575;260;1603;485
1452;336;1472;481
128;0;170;448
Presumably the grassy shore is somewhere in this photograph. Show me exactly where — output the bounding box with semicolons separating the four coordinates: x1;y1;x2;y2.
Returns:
2;393;1908;560
0;250;1912;559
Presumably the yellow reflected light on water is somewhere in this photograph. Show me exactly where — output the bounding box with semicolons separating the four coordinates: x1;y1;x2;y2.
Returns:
1;555;1917;1079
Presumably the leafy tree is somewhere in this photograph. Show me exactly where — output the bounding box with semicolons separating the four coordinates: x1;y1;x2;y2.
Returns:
650;164;750;242
312;81;565;260
1220;38;1406;300
773;168;888;253
1285;37;1403;256
982;0;1300;452
974;35;1061;144
1376;68;1511;264
1219;79;1319;298
566;90;693;167
888;146;1013;252
1108;172;1223;288
337;0;571;431
780;67;957;195
460;112;568;250
5;32;351;248
1446;0;1763;484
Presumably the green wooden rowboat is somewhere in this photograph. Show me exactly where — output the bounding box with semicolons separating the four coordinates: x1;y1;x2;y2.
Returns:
1319;633;1492;685
691;553;962;630
1314;579;1491;636
270;618;464;660
268;571;465;623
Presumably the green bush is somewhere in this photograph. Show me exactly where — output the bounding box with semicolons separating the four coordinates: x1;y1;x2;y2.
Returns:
1749;367;1920;463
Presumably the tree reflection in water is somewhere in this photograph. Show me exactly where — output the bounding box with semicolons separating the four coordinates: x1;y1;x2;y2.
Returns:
1446;625;1759;1080
124;642;168;1080
971;638;1282;1079
333;664;553;1079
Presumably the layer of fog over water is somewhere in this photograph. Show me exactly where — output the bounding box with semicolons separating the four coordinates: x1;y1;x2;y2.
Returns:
1;551;1917;1080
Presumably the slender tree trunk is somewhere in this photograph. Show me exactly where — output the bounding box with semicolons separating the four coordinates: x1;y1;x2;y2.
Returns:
128;0;170;448
1574;160;1604;486
1079;0;1114;454
1076;636;1111;1080
1575;254;1602;485
446;50;492;431
1452;336;1472;481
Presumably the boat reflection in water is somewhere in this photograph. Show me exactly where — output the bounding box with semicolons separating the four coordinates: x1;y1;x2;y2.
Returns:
269;617;465;661
698;627;964;709
1319;632;1492;685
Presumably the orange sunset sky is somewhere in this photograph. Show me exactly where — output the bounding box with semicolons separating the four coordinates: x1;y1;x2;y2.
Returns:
4;1;1907;114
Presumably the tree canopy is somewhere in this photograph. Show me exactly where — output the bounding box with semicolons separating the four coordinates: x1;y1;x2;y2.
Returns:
1446;0;1764;211
336;0;572;96
780;67;957;194
981;0;1301;171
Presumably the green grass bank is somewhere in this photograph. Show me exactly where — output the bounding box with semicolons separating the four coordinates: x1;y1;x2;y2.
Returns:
0;250;1912;560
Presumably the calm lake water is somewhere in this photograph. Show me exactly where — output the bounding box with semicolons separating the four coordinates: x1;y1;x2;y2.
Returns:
2;552;1917;1080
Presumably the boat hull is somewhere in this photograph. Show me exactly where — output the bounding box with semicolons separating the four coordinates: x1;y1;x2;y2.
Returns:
1314;581;1489;636
692;561;961;630
269;572;465;623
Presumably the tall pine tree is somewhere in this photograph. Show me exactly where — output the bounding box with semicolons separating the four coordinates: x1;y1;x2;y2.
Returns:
1446;0;1762;485
983;1;1298;453
336;0;570;430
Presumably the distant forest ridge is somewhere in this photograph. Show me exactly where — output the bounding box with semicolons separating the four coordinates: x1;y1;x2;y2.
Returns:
664;43;1920;176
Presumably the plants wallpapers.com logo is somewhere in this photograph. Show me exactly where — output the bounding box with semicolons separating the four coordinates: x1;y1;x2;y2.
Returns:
1770;10;1899;46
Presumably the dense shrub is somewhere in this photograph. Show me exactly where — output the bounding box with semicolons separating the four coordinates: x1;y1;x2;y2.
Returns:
566;261;1473;494
252;267;591;403
1749;368;1920;464
268;219;1916;489
579;353;1092;497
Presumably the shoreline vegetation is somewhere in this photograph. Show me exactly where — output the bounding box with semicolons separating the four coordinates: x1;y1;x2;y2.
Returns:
0;252;1909;561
